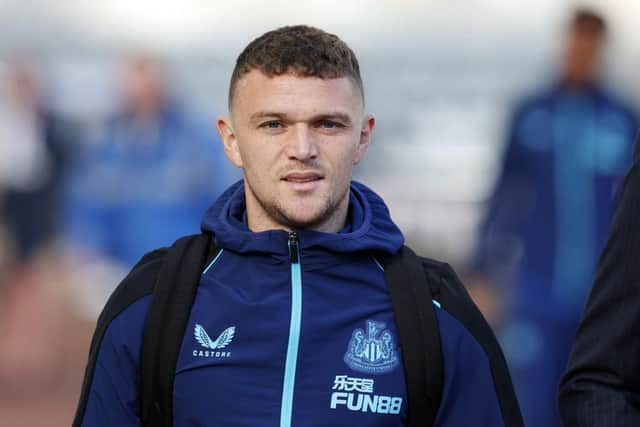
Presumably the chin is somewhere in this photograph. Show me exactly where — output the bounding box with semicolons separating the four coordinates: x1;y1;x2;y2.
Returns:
268;189;346;231
278;202;333;230
283;211;325;229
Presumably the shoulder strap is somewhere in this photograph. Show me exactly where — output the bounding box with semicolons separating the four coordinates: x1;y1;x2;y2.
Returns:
140;233;217;427
380;245;443;427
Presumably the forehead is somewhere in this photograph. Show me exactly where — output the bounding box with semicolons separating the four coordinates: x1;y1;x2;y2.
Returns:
231;70;362;119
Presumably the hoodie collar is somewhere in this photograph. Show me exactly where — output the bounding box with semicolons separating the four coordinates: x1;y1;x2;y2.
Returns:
202;180;404;256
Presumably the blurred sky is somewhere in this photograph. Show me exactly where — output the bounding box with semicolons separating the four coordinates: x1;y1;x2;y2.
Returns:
2;1;639;62
1;0;639;263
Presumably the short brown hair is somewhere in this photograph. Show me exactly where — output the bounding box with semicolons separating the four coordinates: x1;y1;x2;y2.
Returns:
572;8;607;37
228;25;363;108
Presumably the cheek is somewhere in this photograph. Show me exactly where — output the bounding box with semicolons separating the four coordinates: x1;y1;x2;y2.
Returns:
353;145;366;165
342;137;362;166
238;136;279;171
325;143;359;180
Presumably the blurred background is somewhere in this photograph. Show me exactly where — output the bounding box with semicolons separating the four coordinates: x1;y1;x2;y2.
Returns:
1;0;639;425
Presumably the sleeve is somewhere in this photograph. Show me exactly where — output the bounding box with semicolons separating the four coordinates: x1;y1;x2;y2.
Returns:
432;306;506;427
558;142;640;425
74;295;152;427
430;263;524;426
62;139;118;259
471;105;536;279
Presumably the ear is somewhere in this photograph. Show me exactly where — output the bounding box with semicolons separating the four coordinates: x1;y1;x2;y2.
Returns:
217;116;243;168
354;114;375;165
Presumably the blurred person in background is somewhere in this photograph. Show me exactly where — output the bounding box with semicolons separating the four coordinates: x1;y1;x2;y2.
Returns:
63;55;235;310
470;8;638;426
0;61;71;393
0;62;70;266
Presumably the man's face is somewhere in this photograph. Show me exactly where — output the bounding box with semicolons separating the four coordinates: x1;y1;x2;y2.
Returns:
217;70;374;232
123;57;164;116
564;27;603;85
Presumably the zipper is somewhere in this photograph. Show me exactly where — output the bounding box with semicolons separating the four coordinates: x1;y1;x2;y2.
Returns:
288;232;299;263
281;231;302;427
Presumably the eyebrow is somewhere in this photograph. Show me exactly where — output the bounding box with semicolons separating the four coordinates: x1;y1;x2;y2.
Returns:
249;111;354;126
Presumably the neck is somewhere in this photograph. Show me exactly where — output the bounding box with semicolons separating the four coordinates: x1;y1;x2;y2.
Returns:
562;70;596;90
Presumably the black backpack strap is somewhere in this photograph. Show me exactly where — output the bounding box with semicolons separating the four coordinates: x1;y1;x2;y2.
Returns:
140;233;217;427
379;245;443;427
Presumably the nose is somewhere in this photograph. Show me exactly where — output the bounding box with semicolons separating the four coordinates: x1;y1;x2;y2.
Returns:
285;124;318;162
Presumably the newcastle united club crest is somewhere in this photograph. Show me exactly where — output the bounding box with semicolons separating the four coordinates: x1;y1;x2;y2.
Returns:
344;320;399;375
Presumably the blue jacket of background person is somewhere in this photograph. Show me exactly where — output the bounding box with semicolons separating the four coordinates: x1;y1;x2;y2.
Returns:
475;81;638;321
64;103;236;267
77;181;511;426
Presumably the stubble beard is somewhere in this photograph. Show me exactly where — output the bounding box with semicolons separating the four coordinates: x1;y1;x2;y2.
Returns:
251;182;350;232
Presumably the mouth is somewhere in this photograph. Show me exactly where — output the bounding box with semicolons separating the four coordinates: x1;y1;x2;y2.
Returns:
282;171;324;191
282;171;324;183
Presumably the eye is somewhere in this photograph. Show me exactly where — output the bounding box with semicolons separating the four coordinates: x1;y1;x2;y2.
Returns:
260;120;283;129
317;120;344;129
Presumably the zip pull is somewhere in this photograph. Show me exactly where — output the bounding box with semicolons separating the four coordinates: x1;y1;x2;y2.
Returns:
288;231;299;264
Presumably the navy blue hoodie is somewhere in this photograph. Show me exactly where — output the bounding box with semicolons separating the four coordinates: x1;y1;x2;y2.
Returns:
78;181;510;426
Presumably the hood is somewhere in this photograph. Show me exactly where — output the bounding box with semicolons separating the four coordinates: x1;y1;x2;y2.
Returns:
201;180;404;256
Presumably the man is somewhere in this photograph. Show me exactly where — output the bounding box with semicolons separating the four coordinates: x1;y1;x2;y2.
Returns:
0;62;70;262
471;9;638;426
64;55;234;269
0;62;70;392
558;139;640;424
74;26;521;426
